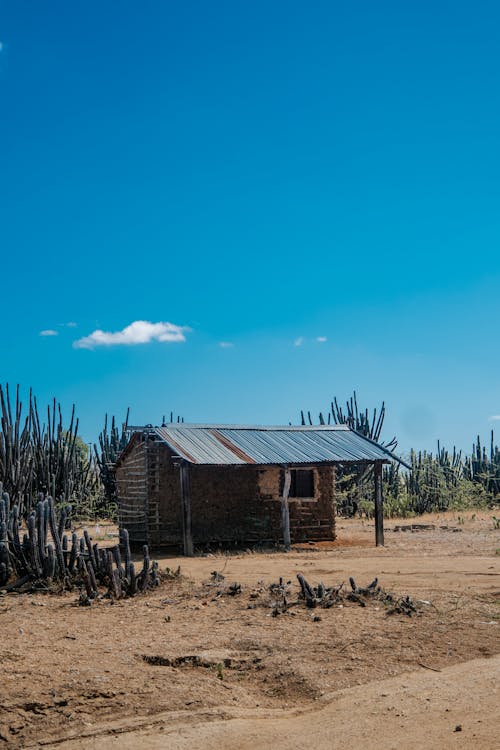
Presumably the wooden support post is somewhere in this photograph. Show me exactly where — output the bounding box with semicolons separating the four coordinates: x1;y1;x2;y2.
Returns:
281;467;292;551
179;461;194;557
374;461;384;547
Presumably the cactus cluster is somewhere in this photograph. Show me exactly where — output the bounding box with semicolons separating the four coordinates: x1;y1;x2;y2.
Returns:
1;383;185;521
93;411;130;512
405;447;463;513
301;390;397;451
0;384;101;518
300;391;398;516
0;490;157;600
300;393;500;516
405;432;500;513
464;432;500;495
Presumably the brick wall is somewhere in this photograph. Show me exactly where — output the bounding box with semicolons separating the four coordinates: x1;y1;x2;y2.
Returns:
258;466;336;542
117;440;336;549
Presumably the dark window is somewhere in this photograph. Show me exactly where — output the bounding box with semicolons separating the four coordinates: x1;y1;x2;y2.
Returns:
280;469;315;498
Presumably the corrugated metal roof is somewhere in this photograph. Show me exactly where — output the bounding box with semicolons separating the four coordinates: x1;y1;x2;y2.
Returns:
149;424;408;467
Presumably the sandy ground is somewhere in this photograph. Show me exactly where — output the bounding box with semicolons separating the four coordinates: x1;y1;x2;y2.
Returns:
0;510;499;749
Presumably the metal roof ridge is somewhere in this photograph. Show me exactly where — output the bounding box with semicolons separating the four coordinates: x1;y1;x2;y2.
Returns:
154;423;350;431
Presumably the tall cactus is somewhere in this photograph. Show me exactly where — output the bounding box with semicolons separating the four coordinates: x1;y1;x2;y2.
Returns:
93;411;130;513
0;496;10;586
0;384;103;517
300;391;398;516
299;393;500;515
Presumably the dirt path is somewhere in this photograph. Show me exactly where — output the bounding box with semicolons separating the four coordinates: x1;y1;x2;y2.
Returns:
1;511;498;748
49;656;500;750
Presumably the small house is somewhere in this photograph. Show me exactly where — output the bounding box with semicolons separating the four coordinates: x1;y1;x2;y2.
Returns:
115;423;408;554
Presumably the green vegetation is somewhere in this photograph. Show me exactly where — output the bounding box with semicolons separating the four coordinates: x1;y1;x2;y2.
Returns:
304;392;500;518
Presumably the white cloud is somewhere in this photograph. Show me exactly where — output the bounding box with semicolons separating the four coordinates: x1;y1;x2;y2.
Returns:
73;320;190;349
40;329;59;337
316;336;327;343
219;341;234;348
66;322;77;328
294;336;304;347
488;415;500;421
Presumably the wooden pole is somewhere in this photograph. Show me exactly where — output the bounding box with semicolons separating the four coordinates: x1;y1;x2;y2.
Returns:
281;467;292;551
179;461;194;556
374;461;384;547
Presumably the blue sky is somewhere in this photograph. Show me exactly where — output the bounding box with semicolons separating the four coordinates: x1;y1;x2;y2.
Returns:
1;1;499;455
